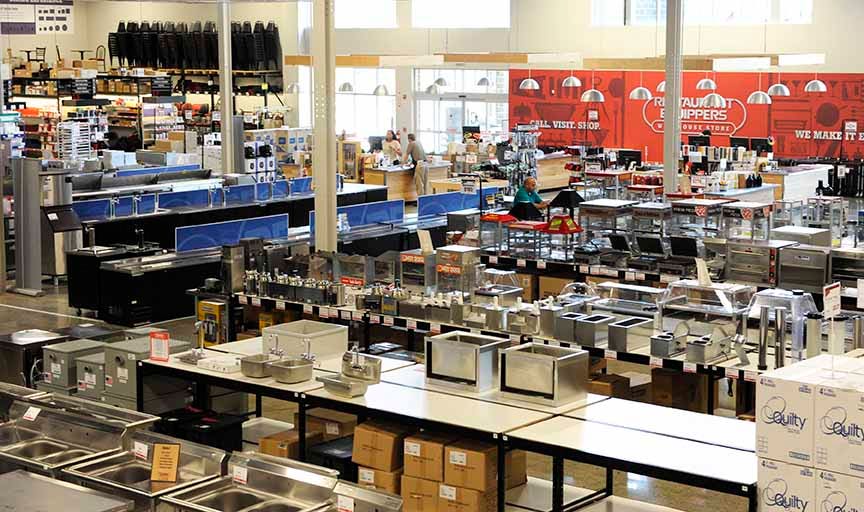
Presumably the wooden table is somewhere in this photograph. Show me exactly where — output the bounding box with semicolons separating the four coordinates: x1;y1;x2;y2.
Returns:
364;162;450;201
430;177;509;194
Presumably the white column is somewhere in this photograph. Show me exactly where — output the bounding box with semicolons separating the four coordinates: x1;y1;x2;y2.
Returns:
663;0;684;194
395;68;414;150
312;0;338;251
217;0;235;174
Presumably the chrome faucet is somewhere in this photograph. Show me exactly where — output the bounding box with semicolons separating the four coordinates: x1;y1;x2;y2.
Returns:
108;194;120;219
222;184;230;207
207;185;216;208
301;336;315;362
131;193;141;216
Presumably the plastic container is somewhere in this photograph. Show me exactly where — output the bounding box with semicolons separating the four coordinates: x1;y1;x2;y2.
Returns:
262;320;349;358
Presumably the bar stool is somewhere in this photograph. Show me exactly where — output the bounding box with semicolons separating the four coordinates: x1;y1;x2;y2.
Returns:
72;49;93;60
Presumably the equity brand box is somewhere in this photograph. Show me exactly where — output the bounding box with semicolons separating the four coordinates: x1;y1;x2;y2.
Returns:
758;458;815;512
816;470;864;512
814;371;864;476
404;433;457;482
757;365;825;465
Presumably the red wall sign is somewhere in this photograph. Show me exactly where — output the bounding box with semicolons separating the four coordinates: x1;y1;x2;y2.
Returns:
509;69;864;160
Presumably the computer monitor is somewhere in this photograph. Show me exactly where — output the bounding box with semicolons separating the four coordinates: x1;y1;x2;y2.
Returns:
688;135;710;147
608;234;630;252
636;236;665;256
368;136;384;152
730;137;750;150
617;149;642;168
751;137;772;155
670;236;698;257
586;146;604;156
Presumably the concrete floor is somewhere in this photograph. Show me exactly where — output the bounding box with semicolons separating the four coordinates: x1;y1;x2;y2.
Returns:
0;283;749;512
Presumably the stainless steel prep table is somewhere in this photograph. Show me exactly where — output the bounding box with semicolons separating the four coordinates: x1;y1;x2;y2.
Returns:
0;470;134;512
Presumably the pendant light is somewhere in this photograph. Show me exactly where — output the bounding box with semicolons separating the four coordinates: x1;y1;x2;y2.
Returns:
580;70;604;103
767;82;790;97
562;61;581;88
701;92;726;108
338;82;354;93
434;76;448;87
805;73;827;93
628;72;652;100
425;83;441;95
476;76;490;87
286;82;300;94
373;84;389;96
656;80;666;93
747;73;772;105
519;68;540;91
696;73;717;91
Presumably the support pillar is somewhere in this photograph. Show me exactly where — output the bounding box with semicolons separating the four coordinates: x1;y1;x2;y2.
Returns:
663;0;684;194
217;0;235;174
311;0;337;251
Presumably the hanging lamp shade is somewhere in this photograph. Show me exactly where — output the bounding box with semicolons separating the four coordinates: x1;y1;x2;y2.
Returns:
425;83;441;95
628;86;652;100
562;75;582;88
434;77;448;87
519;78;540;90
338;82;354;93
656;81;666;93
701;92;726;108
805;78;827;93
581;89;605;103
373;84;389;96
767;83;790;97
696;77;717;90
747;90;772;105
285;82;300;94
476;77;490;87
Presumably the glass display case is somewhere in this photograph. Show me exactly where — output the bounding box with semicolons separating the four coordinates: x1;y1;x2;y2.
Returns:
507;220;548;260
747;288;818;360
721;202;773;241
632;202;672;236
659;279;755;336
373;251;400;285
807;196;846;246
542;215;583;261
399;249;436;295
773;199;804;228
670;199;729;237
336;253;373;287
479;212;516;256
577;199;637;242
435;245;483;295
588;282;667;324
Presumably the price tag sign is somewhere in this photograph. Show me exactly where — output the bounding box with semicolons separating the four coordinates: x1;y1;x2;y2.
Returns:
383;316;394;326
604;350;617;360
150;331;171;362
276;301;286;311
509;334;521;343
537;260;547;270
744;371;758;382
649;357;663;368
251;297;262;307
489;255;498;264
303;304;313;314
430;323;441;334
22;407;40;422
683;362;697;374
240;295;249;305
340;310;351;320
406;319;417;330
590;266;601;276
725;368;739;380
661;274;677;283
150;443;181;483
635;272;646;281
516;259;527;268
232;466;248;485
371;315;381;324
352;311;364;321
824;282;842;319
625;272;635;281
133;441;149;460
337;495;355;512
579;265;589;274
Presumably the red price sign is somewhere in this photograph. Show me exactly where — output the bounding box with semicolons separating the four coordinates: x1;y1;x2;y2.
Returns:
150;331;171;362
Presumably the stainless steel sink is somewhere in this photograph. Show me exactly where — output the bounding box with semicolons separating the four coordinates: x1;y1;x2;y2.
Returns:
197;489;266;512
0;425;40;445
98;462;153;485
499;342;589;406
251;502;304;512
7;439;69;459
268;358;314;384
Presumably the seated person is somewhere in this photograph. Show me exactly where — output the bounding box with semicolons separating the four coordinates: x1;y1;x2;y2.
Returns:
510;177;548;220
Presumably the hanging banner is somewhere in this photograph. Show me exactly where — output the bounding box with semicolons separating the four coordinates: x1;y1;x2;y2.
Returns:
510;69;864;160
0;0;74;35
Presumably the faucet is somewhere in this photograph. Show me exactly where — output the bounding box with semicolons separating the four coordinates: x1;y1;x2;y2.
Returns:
207;185;216;208
131;193;141;216
301;336;315;363
222;184;230;207
108;194;120;219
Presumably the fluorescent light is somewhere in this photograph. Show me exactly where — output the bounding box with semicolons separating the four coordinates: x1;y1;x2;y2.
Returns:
712;57;772;71
778;53;826;66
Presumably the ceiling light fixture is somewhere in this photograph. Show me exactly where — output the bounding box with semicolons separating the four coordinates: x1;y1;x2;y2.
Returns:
767;82;790;97
580;70;604;103
286;82;300;94
701;92;726;108
519;68;540;91
476;76;491;87
747;73;772;105
805;73;827;93
434;76;448;87
656;81;666;93
696;75;717;90
425;83;441;95
338;82;353;93
373;84;389;96
628;71;652;100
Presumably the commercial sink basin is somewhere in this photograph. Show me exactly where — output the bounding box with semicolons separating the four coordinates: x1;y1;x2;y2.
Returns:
499;342;589;407
425;331;512;393
161;452;339;512
63;430;228;511
0;399;124;477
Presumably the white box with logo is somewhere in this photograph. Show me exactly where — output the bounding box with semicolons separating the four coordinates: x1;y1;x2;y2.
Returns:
757;365;825;465
814;371;864;476
758;458;815;512
816;469;864;512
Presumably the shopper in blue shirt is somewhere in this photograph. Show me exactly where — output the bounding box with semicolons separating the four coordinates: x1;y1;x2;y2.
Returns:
513;177;548;210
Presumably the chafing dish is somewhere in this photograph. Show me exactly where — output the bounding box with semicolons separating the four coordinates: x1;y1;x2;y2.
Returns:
262;321;348;359
660;279;753;337
65;430;227;512
778;245;831;293
499;343;588;406
0;399;124;477
425;331;511;392
162;452;337;512
607;317;654;352
725;239;797;287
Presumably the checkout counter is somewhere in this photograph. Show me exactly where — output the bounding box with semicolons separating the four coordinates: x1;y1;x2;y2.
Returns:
364;161;451;201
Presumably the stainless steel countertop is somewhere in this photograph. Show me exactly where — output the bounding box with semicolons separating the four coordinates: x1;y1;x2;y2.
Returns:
0;470;133;512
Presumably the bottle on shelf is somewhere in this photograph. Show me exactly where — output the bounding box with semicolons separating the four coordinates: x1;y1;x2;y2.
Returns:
746;174;754;188
815;180;826;196
755;173;763;187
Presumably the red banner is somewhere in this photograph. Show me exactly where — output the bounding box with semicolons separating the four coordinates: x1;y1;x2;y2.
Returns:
509;69;864;160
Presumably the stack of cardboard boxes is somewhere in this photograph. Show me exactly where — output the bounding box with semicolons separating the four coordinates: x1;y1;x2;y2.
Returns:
756;355;864;511
352;422;526;512
259;408;357;459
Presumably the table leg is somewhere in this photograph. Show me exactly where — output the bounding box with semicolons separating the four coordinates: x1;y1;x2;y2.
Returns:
497;438;507;512
298;399;307;462
255;394;263;417
552;456;564;512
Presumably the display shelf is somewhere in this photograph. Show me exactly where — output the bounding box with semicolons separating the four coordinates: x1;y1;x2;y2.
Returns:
507;477;600;512
575;497;688;512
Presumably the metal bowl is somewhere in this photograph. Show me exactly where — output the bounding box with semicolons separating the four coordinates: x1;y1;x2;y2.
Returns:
240;354;283;379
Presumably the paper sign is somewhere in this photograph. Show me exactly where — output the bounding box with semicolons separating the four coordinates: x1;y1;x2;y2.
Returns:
695;258;712;286
824;282;842;319
604;350;617;360
337;495;355;512
406;319;417;330
117;367;129;382
383;316;394;326
683;362;697;373
537;260;547;270
22;407;40;421
150;331;170;362
276;301;286;311
418;229;434;255
405;441;421;456
489;255;498;264
150;443;181;482
133;441;149;460
303;304;313;314
325;422;340;436
232;466;248;485
358;468;375;484
251;297;261;307
449;451;467;466
439;485;457;501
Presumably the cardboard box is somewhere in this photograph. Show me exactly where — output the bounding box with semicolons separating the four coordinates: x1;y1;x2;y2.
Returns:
514;273;536;302
358;466;402;494
168;130;198;151
588;374;631;399
404;433;456;482
260;430;323;459
619;371;651;402
438;484;496;512
505;450;527;490
294;408;357;442
816;469;864;512
352;421;413;471
651;367;708;413
444;441;497;491
756;365;824;466
259;311;283;331
402;476;438;512
813;371;864;476
538;276;572;299
758;458;815;512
